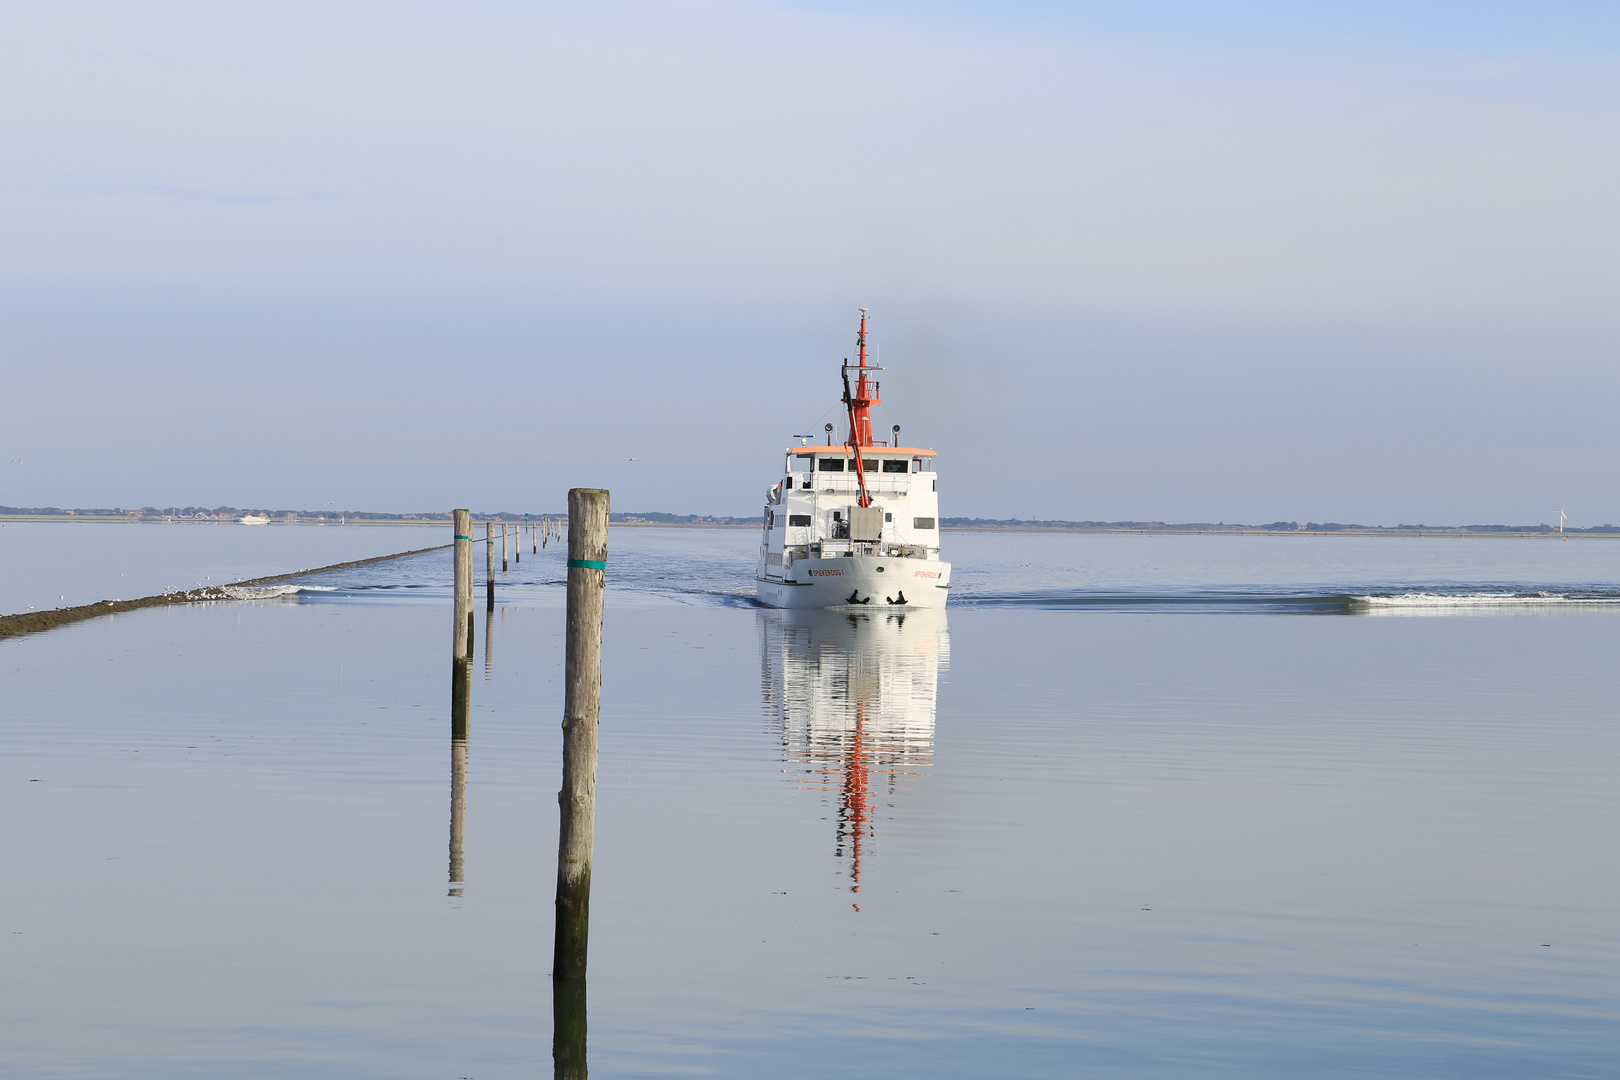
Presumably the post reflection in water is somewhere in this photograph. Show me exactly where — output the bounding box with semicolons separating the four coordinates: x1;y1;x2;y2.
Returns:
454;604;589;1075
759;608;949;908
484;606;495;681
552;977;588;1079
449;651;470;897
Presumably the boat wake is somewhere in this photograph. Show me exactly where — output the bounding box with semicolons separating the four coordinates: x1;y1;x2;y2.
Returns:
949;585;1620;614
1350;591;1620;612
219;584;339;600
230;543;1620;618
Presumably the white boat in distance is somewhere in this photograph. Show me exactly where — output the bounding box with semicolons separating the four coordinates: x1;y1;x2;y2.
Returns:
756;311;951;609
237;514;269;525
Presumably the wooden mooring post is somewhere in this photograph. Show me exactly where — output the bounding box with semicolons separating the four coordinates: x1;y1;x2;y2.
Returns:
453;509;473;663
485;520;496;611
555;488;608;982
502;523;509;572
450;509;473;896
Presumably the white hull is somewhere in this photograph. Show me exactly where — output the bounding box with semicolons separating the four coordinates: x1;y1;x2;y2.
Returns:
756;555;951;609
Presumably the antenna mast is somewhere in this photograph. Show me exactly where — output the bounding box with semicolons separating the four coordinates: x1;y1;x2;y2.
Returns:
841;308;882;508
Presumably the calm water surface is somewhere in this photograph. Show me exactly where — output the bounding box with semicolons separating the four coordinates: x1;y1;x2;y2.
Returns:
0;522;444;615
1;529;1616;1077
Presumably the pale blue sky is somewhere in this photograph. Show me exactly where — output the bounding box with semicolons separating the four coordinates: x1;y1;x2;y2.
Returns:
2;0;1617;523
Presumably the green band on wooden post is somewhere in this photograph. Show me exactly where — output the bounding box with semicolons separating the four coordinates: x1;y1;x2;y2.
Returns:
454;534;471;541
567;559;606;570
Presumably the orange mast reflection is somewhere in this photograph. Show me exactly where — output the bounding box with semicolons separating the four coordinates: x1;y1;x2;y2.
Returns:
761;609;947;909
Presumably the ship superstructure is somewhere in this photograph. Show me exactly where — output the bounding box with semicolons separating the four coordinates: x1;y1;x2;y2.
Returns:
756;311;952;609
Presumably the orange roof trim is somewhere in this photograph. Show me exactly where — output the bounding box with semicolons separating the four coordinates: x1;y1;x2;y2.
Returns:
786;446;937;457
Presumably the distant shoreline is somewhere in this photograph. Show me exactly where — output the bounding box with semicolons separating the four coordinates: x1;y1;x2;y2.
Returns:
938;524;1615;538
2;513;1612;539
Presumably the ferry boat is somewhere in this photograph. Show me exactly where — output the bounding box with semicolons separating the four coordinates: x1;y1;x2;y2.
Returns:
237;514;269;525
756;311;951;609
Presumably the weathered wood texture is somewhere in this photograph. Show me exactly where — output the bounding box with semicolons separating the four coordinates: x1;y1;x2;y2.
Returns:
555;487;608;981
485;520;496;611
453;510;473;662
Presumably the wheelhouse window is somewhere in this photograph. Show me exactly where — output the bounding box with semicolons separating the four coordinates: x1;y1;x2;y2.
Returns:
788;514;812;527
913;517;936;529
818;458;845;471
881;459;908;473
793;454;815;469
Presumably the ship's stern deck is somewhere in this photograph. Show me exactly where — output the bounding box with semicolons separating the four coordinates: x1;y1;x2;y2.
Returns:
757;555;950;609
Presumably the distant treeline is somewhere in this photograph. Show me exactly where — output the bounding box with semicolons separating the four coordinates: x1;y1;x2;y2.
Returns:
0;506;753;526
6;507;1617;533
0;506;449;521
939;518;1620;533
609;512;751;525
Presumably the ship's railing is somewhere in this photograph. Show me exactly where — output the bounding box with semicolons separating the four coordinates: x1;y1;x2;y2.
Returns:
803;476;916;496
797;541;938;561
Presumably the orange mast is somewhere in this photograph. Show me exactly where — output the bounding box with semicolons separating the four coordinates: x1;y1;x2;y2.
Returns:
841;308;882;508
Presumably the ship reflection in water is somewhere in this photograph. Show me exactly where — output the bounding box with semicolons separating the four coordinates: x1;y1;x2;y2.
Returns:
759;608;949;908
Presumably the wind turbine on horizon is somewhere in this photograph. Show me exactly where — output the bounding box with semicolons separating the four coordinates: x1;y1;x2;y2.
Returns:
1557;509;1568;539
